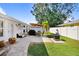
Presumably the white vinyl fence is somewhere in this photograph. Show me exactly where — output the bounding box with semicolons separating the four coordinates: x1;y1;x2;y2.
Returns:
50;26;79;40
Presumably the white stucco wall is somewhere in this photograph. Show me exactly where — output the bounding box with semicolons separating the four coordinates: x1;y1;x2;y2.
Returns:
50;26;79;40
0;18;27;41
0;19;16;41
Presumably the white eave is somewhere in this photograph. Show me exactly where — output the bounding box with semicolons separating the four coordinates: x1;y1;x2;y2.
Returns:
0;13;28;26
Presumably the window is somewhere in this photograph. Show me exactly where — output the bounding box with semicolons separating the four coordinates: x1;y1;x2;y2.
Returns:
23;25;25;28
0;21;3;36
23;29;25;33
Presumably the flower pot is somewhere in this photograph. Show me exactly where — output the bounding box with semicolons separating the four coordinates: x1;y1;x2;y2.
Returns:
8;37;16;44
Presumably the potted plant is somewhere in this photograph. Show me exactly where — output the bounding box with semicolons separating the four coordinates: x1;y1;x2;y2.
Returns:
0;40;5;48
8;37;16;44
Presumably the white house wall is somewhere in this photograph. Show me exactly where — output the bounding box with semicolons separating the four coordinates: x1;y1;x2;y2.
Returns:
0;14;28;41
0;19;26;41
0;18;10;41
0;18;6;41
0;19;14;41
50;26;79;40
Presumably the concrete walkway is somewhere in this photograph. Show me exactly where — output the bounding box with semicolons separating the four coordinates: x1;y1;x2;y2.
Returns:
7;36;43;56
42;37;64;43
42;37;53;43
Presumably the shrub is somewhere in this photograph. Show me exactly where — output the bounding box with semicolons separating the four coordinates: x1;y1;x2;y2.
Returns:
44;32;53;36
8;37;16;44
0;40;5;48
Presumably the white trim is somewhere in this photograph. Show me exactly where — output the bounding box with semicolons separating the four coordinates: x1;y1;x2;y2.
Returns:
0;13;27;25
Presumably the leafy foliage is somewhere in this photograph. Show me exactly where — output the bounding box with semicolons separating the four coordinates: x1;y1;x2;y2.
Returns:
31;3;77;27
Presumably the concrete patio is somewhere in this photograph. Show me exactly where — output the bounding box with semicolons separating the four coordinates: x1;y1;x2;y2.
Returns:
6;36;43;56
0;36;64;56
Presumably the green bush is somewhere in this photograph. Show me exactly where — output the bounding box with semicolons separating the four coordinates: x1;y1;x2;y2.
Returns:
44;32;53;35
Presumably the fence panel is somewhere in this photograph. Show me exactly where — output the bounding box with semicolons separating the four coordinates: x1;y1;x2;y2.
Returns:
50;26;79;40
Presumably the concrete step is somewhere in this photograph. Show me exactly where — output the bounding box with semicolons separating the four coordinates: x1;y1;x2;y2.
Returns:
51;38;64;43
42;37;64;43
0;46;10;56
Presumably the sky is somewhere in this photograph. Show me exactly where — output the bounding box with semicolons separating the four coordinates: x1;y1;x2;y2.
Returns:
0;3;79;24
0;3;37;24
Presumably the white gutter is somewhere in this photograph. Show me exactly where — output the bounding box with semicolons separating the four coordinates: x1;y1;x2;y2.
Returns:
0;13;27;25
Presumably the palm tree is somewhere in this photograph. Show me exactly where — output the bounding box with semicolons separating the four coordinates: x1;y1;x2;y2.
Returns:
42;20;49;32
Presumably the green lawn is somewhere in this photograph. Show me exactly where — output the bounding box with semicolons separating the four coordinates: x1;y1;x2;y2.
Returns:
28;36;79;56
28;42;48;56
45;36;79;56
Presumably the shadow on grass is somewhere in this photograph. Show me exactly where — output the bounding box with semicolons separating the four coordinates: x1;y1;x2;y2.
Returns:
27;42;48;56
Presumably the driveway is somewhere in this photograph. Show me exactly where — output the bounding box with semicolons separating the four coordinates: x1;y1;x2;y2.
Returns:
7;36;43;56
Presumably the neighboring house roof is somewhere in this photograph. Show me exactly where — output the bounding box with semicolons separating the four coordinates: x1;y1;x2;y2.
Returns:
58;19;79;26
0;13;28;26
64;20;72;23
65;19;79;24
30;23;43;28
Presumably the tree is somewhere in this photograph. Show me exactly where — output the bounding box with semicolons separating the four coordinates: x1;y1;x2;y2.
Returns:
31;3;77;27
42;20;49;32
31;4;48;24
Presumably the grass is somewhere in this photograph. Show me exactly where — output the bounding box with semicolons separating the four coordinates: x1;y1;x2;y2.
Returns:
28;36;79;56
44;36;79;56
43;32;53;36
28;42;48;56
